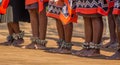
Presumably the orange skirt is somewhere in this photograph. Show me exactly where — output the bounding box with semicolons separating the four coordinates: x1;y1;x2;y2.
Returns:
59;0;78;24
47;0;78;25
25;0;48;5
25;0;48;12
47;1;62;19
0;0;10;14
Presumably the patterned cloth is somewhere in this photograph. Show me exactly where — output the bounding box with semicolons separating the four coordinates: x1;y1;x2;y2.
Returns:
47;0;111;24
113;0;120;14
60;0;78;24
47;1;62;19
47;0;78;25
76;0;109;15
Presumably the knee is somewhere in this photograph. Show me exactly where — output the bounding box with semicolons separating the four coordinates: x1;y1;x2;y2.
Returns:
39;9;46;16
28;9;37;15
93;17;103;24
116;16;120;26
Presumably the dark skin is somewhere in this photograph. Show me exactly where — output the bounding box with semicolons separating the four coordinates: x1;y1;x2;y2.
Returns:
37;8;48;49
56;19;65;40
108;15;120;60
72;17;93;55
60;20;73;53
0;22;24;46
73;16;103;57
46;0;73;53
48;19;73;54
7;23;15;35
103;8;117;49
22;9;38;49
22;7;48;49
38;8;48;40
10;22;24;46
11;22;21;34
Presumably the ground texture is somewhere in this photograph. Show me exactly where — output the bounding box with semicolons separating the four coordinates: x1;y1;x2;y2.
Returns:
0;18;119;65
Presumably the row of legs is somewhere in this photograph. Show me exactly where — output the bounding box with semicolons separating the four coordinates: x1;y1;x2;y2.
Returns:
0;8;119;59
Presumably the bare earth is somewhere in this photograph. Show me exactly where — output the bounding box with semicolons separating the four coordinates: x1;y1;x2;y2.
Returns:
0;17;120;65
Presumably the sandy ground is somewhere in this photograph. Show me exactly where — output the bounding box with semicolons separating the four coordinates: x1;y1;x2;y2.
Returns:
0;17;120;65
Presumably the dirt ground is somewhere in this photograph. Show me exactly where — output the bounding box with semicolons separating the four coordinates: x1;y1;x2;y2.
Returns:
0;17;120;65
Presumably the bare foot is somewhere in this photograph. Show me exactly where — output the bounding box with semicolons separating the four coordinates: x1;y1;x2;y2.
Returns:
36;43;47;50
46;41;62;53
12;38;24;47
22;43;36;49
107;50;120;60
73;49;100;57
47;48;60;53
72;49;88;56
79;49;91;56
107;43;118;49
103;41;118;49
85;49;100;57
0;41;13;46
59;48;71;54
47;48;71;54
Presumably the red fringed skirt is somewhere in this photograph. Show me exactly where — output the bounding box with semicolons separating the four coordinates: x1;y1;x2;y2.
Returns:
76;0;109;16
25;0;48;12
113;0;120;14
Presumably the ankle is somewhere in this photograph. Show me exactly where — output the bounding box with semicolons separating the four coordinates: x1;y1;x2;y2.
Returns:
36;39;47;46
82;42;102;50
57;39;64;47
60;41;73;50
30;37;38;44
12;31;24;40
6;35;14;42
30;37;47;46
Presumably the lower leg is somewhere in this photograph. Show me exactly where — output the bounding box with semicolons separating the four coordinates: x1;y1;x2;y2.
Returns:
108;15;120;60
64;23;73;43
36;8;48;49
58;23;73;54
11;22;20;34
108;14;117;42
86;17;103;56
104;12;117;48
56;19;65;46
72;17;93;56
38;8;47;40
10;22;24;46
92;17;103;44
30;9;39;37
46;20;65;52
56;19;65;40
7;23;15;35
84;17;93;43
0;23;15;46
22;9;39;49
